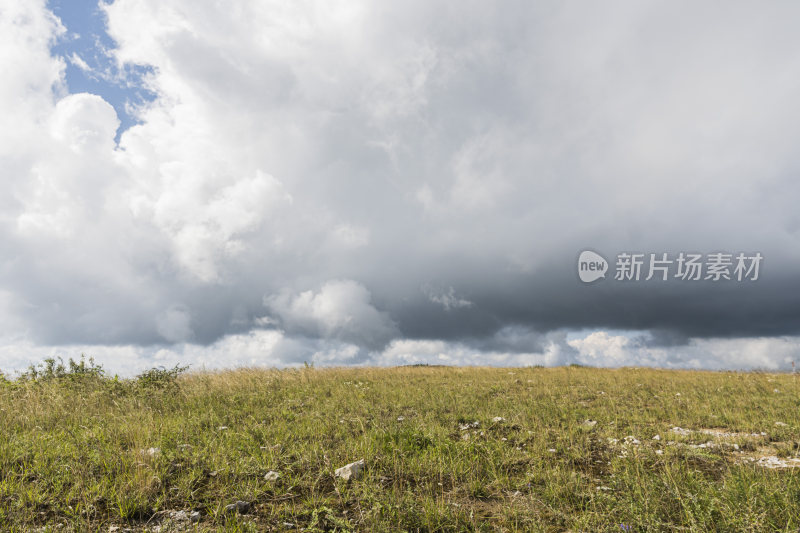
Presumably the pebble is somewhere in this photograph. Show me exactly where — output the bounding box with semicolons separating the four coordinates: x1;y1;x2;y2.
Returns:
335;459;365;481
224;501;251;514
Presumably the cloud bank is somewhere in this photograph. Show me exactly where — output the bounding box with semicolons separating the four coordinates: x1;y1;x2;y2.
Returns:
2;0;800;374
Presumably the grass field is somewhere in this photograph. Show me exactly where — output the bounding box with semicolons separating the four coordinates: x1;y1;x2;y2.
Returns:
2;361;800;532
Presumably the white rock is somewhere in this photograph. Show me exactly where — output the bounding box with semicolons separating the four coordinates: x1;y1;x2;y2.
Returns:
335;459;365;481
757;456;797;468
775;421;788;427
264;470;280;481
217;426;228;431
652;434;661;441
143;447;160;457
189;511;201;523
492;416;505;423
396;416;405;422
580;419;597;428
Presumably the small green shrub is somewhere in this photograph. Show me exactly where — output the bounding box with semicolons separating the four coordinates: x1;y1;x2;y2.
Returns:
136;364;189;389
19;355;104;382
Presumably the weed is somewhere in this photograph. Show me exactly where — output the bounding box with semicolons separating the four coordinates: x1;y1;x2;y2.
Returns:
136;364;189;389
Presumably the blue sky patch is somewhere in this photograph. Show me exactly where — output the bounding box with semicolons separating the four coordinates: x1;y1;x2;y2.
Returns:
48;0;156;140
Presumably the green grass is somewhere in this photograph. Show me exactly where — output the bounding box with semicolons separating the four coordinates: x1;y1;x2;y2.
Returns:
2;363;800;531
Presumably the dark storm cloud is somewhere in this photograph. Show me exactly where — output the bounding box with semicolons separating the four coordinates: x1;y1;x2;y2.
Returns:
375;248;800;347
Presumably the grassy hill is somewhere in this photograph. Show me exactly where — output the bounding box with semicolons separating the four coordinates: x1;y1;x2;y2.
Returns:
2;362;800;531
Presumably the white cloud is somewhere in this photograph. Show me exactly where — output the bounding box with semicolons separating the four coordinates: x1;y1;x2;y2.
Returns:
0;0;64;144
264;280;398;349
423;285;473;311
0;327;798;378
568;331;800;371
568;331;639;367
148;169;293;282
50;92;119;152
690;337;800;371
67;52;90;72
375;333;575;368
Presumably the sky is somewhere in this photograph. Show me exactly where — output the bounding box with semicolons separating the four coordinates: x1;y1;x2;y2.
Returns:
2;0;800;376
